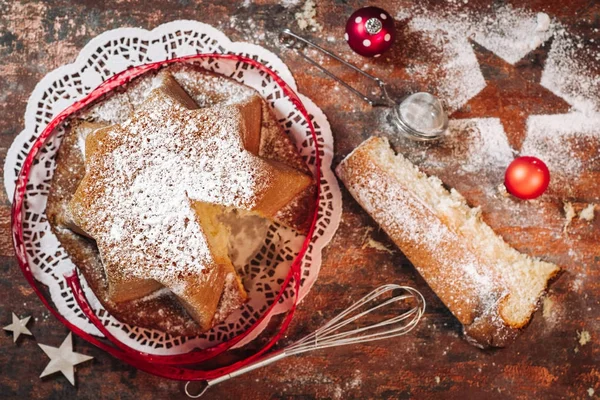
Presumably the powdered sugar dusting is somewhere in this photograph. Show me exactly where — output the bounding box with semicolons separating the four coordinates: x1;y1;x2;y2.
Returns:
403;5;551;112
521;113;600;198
163;67;256;108
406;14;485;112
396;3;599;200
401;4;598;115
71;92;270;285
83;90;132;124
449;119;515;172
541;34;600;114
470;7;553;64
426;118;515;173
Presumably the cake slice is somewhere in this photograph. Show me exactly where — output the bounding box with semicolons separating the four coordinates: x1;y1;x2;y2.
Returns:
336;137;560;347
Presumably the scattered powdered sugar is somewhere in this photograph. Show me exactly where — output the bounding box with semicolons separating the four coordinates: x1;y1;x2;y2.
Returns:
455;119;514;170
469;8;554;64
541;34;600;115
168;68;255;107
388;114;514;180
402;5;552;112
541;295;563;329
281;0;301;8
295;0;322;32
406;14;486;113
442;118;514;173
396;3;599;200
400;3;598;113
579;204;595;221
82;91;132;124
521;112;600;197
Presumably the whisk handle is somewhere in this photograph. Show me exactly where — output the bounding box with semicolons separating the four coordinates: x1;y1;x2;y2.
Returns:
211;351;288;385
185;351;288;398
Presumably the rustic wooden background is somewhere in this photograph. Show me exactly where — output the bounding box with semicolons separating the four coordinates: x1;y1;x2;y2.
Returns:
1;0;599;399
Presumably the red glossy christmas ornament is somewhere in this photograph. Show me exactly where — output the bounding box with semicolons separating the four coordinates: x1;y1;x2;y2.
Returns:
504;156;550;200
345;7;395;57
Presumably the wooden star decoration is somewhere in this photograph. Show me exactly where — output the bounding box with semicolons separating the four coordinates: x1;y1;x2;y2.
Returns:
38;333;93;386
451;38;571;150
3;312;32;342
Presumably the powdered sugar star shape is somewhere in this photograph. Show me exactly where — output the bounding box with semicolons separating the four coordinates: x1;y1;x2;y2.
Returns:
452;38;571;150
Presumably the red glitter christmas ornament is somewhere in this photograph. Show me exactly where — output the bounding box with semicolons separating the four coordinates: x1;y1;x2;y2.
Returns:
344;6;395;57
504;156;550;200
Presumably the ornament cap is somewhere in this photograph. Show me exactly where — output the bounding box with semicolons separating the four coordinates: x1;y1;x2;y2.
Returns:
365;18;383;35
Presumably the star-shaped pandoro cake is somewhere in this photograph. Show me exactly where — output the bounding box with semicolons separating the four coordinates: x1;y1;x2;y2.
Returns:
68;73;313;330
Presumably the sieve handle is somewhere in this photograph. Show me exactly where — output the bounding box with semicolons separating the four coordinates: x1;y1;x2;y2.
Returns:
185;352;288;398
279;29;395;107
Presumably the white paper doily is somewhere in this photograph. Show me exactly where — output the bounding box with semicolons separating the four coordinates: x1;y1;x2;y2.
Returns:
3;20;341;354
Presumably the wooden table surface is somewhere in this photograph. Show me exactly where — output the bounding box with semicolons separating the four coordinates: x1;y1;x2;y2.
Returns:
1;1;599;399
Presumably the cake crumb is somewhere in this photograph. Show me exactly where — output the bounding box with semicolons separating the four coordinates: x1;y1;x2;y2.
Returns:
333;385;343;400
563;202;575;233
535;12;551;32
497;183;509;198
362;237;394;254
579;204;595;221
361;227;394;254
435;376;441;384
295;0;323;32
346;370;362;389
542;295;562;328
578;330;591;346
542;296;554;319
588;388;595;397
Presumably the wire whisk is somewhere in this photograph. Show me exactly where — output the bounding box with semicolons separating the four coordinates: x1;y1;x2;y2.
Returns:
185;284;426;398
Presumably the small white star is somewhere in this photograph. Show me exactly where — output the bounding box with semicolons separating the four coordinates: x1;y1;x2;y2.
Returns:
38;333;93;386
3;312;32;342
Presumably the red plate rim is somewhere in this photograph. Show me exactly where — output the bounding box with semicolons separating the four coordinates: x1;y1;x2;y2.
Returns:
11;53;322;380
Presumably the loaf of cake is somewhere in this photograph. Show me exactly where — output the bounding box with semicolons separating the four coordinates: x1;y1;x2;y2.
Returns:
336;136;560;347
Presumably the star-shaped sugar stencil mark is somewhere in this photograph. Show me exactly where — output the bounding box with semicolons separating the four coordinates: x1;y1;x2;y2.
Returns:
451;38;571;151
3;312;33;342
38;333;93;386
